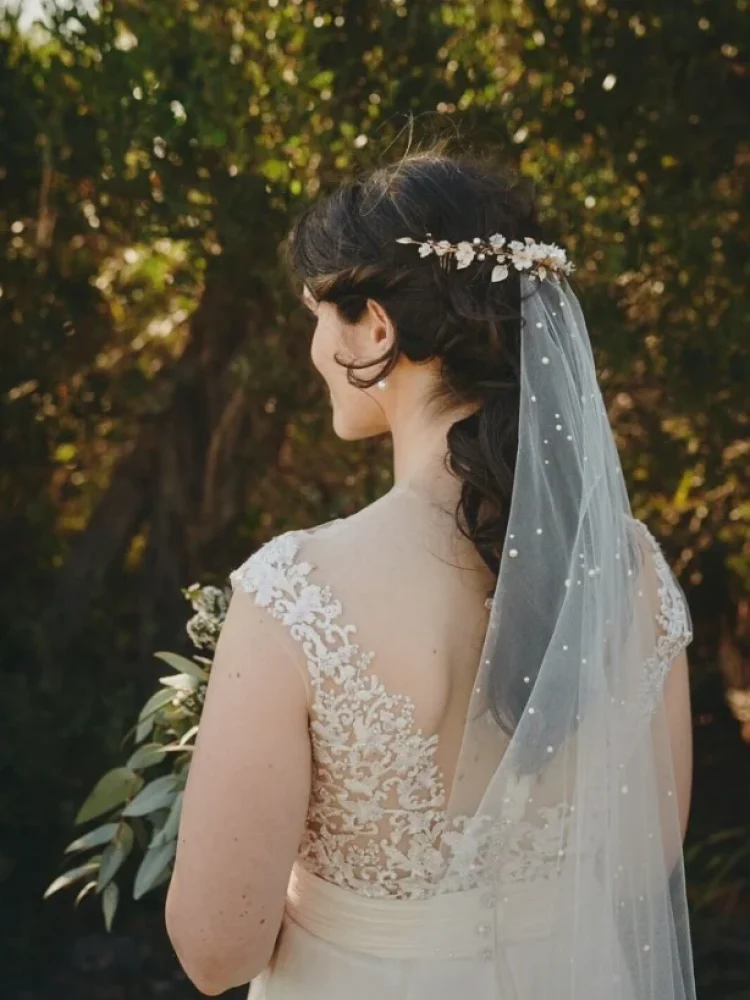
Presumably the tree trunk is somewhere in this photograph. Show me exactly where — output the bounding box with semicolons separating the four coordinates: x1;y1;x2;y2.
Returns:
40;261;288;665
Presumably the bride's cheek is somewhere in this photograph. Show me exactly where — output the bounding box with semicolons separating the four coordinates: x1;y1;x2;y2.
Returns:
309;321;327;378
310;321;387;438
311;317;344;386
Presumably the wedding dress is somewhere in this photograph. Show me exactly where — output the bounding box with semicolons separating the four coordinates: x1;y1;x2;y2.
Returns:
229;276;695;999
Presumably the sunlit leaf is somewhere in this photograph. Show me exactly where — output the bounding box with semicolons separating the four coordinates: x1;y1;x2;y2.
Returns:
153;651;208;682
54;443;77;463
158;673;199;692
44;862;100;899
178;725;200;746
74;879;98;907
65;823;119;854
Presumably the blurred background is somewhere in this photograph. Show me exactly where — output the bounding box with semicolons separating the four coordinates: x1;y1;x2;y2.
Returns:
1;0;749;997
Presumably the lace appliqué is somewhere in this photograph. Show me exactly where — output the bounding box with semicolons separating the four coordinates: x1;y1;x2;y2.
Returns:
631;520;693;715
231;533;574;900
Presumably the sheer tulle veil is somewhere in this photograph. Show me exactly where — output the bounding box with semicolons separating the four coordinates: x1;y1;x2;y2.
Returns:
286;201;695;997
406;273;695;998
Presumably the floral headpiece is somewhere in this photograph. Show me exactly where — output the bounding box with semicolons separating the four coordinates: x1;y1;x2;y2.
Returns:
396;233;574;283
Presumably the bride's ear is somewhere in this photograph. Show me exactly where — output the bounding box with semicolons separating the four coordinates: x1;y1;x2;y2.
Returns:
364;298;397;356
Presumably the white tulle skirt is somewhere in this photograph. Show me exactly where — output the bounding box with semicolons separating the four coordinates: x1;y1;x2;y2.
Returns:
248;863;635;1000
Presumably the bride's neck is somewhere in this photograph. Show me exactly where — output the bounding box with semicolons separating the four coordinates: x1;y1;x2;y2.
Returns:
390;400;472;502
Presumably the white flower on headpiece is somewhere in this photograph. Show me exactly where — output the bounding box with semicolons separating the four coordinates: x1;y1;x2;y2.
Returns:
508;240;536;271
455;241;476;269
491;264;509;283
544;244;569;267
434;240;453;257
396;237;433;258
489;233;506;249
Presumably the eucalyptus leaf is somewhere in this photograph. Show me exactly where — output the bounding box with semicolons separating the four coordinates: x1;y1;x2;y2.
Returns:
178;725;199;746
146;808;171;850
151;791;183;848
135;715;155;744
148;865;174;893
137;687;176;723
159;673;199;692
96;844;125;892
65;823;118;854
75;768;142;825
148;807;171;831
164;793;184;840
153;651;208;682
44;861;100;898
96;825;133;892
74;879;98;907
163;742;194;755
130;817;150;851
127;744;167;770
133;840;177;900
135;688;176;742
122;775;178;818
102;881;119;931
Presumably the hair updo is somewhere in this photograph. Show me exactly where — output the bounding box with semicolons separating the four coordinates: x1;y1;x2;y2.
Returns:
288;152;542;582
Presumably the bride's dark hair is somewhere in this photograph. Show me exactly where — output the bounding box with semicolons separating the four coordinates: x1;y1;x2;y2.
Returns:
289;152;540;585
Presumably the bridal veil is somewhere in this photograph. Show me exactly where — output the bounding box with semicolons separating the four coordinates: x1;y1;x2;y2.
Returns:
400;270;695;998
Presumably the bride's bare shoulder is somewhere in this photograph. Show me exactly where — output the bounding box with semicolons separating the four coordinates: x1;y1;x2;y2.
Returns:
233;485;484;598
298;485;488;595
230;489;410;586
298;487;416;561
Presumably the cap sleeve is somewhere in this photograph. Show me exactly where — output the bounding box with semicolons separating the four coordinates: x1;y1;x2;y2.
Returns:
228;531;316;697
629;518;693;715
230;531;310;607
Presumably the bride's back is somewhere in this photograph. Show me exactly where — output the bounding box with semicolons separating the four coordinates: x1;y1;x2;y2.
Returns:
231;483;495;899
306;486;492;739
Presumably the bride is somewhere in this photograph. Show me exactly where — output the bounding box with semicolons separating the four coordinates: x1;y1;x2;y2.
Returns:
164;152;695;999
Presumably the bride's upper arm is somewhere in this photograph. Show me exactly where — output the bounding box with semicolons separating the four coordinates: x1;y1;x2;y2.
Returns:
661;645;692;841
166;584;311;995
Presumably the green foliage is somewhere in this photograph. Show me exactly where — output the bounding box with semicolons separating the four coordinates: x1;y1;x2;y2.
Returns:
44;582;225;929
75;768;143;825
43;861;100;900
1;0;748;993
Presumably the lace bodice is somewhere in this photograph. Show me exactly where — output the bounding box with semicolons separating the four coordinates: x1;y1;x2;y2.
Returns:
229;521;691;901
630;519;693;714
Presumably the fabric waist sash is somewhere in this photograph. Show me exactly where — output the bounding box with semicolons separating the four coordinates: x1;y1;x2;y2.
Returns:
285;863;558;960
